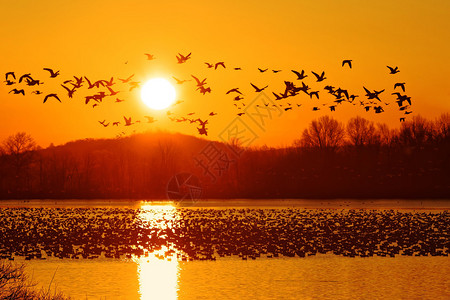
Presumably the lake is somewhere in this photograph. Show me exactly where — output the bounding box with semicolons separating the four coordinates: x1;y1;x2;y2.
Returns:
0;199;449;299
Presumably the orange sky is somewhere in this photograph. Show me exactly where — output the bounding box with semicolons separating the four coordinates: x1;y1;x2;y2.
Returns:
1;0;449;148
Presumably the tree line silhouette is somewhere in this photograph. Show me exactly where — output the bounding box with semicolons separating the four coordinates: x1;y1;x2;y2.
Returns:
0;114;449;199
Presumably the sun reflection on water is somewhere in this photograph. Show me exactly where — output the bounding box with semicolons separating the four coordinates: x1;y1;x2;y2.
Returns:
136;204;181;300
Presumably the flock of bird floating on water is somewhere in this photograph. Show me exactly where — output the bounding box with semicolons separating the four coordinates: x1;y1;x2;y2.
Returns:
3;52;413;137
0;207;447;262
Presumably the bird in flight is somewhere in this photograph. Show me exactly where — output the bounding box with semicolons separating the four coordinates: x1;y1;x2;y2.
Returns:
197;85;211;95
394;82;406;92
98;120;109;127
309;91;319;99
145;53;155;60
363;87;384;101
5;72;15;80
272;69;282;73
205;62;214;68
176;52;191;64
129;81;140;91
115;98;125;103
387;66;400;74
123;116;133;126
312;71;326;82
258;68;268;73
71;76;84;88
291;69;307;80
172;76;190;84
43;94;61;103
226;88;242;95
342;60;352;68
43;68;60;78
209;112;217;116
250;83;268;92
9;88;25;95
119;74;134;83
191;75;207;87
215;62;225;70
61;84;76;98
19;74;33;83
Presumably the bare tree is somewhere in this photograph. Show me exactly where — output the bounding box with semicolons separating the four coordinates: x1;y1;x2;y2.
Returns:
398;115;432;146
433;113;450;142
347;116;379;146
2;132;37;174
376;123;396;146
299;115;345;149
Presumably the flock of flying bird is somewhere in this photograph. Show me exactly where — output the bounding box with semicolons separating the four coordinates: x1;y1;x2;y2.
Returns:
3;52;413;137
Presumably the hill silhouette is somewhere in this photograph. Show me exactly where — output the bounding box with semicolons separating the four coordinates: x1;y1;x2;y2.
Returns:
0;114;449;200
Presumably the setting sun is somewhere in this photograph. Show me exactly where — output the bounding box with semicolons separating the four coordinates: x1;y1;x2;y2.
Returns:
141;78;176;110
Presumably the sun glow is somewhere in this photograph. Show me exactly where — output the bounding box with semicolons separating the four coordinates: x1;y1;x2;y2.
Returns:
141;78;176;110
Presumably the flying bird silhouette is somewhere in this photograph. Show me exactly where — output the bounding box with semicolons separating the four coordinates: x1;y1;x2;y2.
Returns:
98;120;109;127
144;53;155;60
197;85;211;95
215;62;225;69
19;74;33;83
258;68;268;73
176;52;191;64
311;71;326;82
43;94;61;103
172;76;190;84
119;74;134;83
43;68;60;78
226;88;242;95
61;84;76;98
394;82;406;92
291;69;307;80
309;91;319;99
205;62;213;68
5;72;15;80
250;83;268;92
123;116;133;126
342;60;352;68
387;66;400;74
9;88;25;95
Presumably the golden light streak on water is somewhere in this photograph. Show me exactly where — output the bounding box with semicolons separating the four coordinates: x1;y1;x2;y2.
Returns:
136;204;180;299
